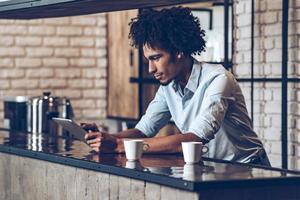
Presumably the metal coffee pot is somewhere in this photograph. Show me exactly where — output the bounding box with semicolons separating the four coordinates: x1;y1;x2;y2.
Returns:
27;92;74;134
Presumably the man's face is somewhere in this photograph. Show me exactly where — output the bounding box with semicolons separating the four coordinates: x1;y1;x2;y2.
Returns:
143;45;182;86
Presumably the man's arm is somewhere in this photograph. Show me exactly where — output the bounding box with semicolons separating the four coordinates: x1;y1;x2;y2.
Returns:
86;128;203;153
115;132;203;154
113;128;147;138
85;128;145;152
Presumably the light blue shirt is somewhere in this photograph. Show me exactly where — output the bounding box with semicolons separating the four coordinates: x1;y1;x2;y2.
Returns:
136;60;268;163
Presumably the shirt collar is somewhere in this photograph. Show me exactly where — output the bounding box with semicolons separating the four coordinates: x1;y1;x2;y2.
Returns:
172;59;202;94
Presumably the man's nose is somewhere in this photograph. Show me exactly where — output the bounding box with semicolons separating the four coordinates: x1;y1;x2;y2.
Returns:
148;61;156;73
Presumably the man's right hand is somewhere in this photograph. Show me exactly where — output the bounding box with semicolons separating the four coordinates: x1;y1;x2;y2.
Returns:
85;131;118;153
80;123;99;132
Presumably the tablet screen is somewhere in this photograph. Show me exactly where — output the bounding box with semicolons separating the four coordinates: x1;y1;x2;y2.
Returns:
52;118;87;141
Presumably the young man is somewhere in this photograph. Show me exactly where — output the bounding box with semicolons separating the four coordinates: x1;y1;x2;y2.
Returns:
84;7;270;166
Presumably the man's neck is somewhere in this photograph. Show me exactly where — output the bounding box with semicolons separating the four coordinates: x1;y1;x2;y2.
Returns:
175;56;193;89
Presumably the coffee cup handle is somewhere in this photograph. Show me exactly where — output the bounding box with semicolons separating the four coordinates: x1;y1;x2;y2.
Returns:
202;146;209;154
143;143;150;152
143;168;150;172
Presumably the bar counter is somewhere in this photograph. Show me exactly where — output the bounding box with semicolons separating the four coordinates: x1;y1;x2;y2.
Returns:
1;129;300;200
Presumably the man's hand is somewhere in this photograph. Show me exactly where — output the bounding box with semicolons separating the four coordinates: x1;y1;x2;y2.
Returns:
85;131;119;153
80;122;99;132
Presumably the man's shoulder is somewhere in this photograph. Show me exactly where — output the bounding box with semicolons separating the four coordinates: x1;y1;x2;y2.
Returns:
200;62;229;79
201;62;225;72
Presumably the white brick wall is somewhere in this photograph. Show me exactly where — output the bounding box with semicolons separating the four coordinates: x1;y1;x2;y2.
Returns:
233;0;300;169
0;14;107;125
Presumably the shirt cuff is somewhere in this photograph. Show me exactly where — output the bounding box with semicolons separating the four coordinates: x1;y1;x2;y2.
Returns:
188;124;216;142
135;115;157;137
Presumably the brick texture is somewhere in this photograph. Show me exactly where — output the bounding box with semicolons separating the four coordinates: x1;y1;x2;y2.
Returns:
0;14;107;127
233;0;300;169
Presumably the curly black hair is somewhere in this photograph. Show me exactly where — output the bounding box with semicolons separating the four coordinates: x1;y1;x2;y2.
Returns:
129;7;206;56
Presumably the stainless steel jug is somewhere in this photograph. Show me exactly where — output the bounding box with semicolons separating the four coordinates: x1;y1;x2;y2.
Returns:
27;92;74;134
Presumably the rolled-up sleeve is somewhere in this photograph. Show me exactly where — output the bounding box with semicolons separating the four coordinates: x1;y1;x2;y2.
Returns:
135;86;171;137
188;73;236;141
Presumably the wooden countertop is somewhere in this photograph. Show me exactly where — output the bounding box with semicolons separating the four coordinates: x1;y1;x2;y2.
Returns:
0;128;300;192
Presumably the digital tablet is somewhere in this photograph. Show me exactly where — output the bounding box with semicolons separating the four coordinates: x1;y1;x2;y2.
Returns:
52;118;87;141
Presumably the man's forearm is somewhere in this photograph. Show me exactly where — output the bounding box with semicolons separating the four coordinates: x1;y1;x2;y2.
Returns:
115;132;203;154
143;132;203;153
113;128;147;138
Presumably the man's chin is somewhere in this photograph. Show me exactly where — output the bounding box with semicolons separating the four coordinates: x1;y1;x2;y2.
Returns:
160;79;172;86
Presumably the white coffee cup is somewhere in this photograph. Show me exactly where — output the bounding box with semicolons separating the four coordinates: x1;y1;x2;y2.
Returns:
124;139;149;161
181;142;209;164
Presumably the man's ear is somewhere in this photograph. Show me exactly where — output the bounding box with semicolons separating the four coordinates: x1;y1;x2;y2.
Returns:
177;52;184;59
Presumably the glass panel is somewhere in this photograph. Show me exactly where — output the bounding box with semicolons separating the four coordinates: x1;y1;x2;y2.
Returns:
141;56;152;79
141;2;233;75
234;9;289;79
0;100;3;127
288;13;298;78
238;81;299;169
141;84;159;115
238;82;252;116
288;83;299;170
288;62;299;79
253;82;282;168
192;4;232;63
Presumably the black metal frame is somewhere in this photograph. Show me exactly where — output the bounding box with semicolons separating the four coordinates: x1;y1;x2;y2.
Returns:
130;1;233;118
138;37;144;118
0;0;295;171
281;0;289;170
250;0;254;121
129;0;295;170
224;0;230;70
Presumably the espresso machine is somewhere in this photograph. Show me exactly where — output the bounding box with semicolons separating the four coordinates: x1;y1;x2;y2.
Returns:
27;92;74;134
4;92;74;134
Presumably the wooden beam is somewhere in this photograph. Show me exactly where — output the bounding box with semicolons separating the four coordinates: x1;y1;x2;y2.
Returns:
0;0;215;19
